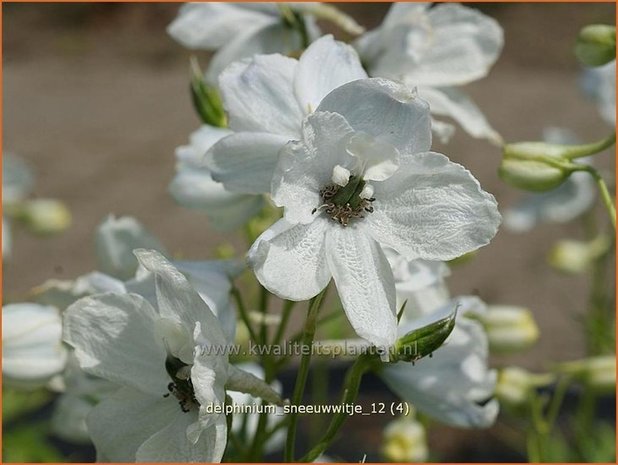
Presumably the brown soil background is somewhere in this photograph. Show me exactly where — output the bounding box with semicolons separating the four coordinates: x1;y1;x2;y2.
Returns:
3;2;616;461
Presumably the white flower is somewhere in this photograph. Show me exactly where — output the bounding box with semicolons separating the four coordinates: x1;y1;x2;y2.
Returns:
354;3;503;143
248;79;500;349
503;128;596;233
381;296;499;428
2;303;68;388
167;3;320;84
379;250;498;427
95;215;167;280
169;125;265;231
205;35;367;195
64;250;280;462
582;60;616;126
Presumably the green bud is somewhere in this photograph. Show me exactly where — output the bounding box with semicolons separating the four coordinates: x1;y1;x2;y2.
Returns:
558;355;616;393
393;308;456;363
575;25;616;67
18;199;71;235
495;367;554;407
190;57;227;128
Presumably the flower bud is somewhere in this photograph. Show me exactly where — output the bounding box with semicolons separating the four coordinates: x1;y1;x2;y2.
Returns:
548;236;611;274
559;355;616;393
394;306;456;362
19;198;71;235
495;367;554;407
480;305;539;354
381;414;428;462
575;25;616;67
190;57;227;127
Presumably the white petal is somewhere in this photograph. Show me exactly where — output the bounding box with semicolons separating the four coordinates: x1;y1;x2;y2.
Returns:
248;217;331;301
167;3;275;49
382;307;498;428
325;226;397;349
88;387;183;462
272;111;356;224
346;132;400;182
95;215;167;281
2;303;67;387
137;406;228;462
331;165;351;187
368;152;501;261
218;53;303;136
419;86;502;144
134;250;227;357
205;132;289;194
64;293;168;395
175;125;233;168
317;78;432;154
226;364;283;405
206;22;304;84
174;260;243;344
294;35;367;113
169;168;264;231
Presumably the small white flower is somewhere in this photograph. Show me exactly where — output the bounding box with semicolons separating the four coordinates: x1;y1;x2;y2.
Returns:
95;215;167;280
582;60;616;126
2;303;68;388
64;250;280;462
248;80;500;349
205;35;367;195
3;153;34;260
503;128;596;233
167;3;320;84
481;305;540;353
170;125;265;231
354;3;503;143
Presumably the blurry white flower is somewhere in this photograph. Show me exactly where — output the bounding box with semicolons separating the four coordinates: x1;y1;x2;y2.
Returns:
480;305;540;353
169;125;264;231
582;60;616;126
249;80;500;350
168;3;321;84
205;35;367;195
3;153;34;260
355;3;503;143
381;413;428;462
64;250;280;462
381;296;499;428
2;303;68;388
378;249;498;427
503;128;596;233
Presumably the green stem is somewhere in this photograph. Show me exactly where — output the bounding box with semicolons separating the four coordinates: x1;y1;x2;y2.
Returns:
273;299;296;347
230;287;259;344
583;166;616;229
284;288;328;462
562;132;616;160
299;354;373;462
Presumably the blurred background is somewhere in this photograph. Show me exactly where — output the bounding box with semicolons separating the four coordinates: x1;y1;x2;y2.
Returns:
3;2;616;462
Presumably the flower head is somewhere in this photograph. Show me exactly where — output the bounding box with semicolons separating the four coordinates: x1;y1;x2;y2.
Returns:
249;78;500;349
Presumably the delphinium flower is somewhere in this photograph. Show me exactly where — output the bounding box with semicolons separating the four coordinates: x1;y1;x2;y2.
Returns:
169;125;265;230
354;3;503;143
3;153;34;259
64;250;282;461
379;251;499;427
168;3;321;84
503;128;596;233
205;35;367;196
249;78;501;350
381;412;428;462
2;302;67;388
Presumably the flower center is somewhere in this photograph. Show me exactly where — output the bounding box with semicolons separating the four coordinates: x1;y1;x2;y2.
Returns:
312;174;375;227
163;354;199;413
